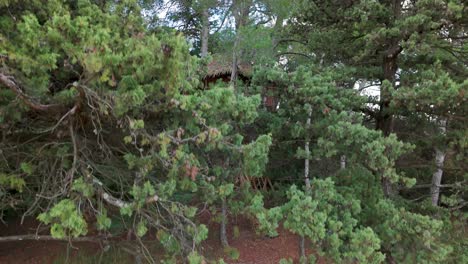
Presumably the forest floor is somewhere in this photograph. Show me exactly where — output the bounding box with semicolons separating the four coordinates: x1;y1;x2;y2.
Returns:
0;213;324;264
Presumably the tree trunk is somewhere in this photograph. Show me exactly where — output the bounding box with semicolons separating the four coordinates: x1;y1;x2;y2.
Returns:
378;62;396;197
431;118;447;206
377;0;402;198
134;247;143;264
230;0;251;87
431;147;446;206
298;109;313;263
271;14;284;49
200;8;209;58
378;47;400;198
299;236;306;263
220;197;229;247
340;155;346;169
230;42;238;85
304;109;312;192
381;177;393;198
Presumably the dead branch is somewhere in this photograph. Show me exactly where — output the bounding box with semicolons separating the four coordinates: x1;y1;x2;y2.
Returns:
450;201;467;211
275;51;314;59
0;234;110;242
64;121;78;189
92;177;159;208
406;180;467;189
0;73;64;112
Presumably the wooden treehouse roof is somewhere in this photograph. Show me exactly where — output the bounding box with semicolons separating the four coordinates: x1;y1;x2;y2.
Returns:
205;58;253;78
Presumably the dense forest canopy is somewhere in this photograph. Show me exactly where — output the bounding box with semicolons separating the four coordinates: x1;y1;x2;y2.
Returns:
0;0;466;263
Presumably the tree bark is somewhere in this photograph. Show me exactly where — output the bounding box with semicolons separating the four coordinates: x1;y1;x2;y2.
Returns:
378;46;400;198
340;155;346;169
431;118;447;206
230;0;251;86
378;53;397;197
271;14;284;49
220;197;229;247
200;8;209;58
299;236;306;263
230;42;238;85
377;0;403;198
299;109;313;262
304;109;312;192
0;73;63;112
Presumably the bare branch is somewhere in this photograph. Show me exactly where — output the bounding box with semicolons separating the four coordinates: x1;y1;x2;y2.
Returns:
92;177;159;208
276;51;314;59
0;234;109;242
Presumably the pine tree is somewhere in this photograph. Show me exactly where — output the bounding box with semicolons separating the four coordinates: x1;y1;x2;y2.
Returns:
0;0;272;261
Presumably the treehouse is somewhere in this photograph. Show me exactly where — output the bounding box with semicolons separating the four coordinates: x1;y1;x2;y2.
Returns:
203;58;279;112
203;58;252;87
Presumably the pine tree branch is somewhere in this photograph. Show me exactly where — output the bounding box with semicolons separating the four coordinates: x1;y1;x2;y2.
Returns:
0;234;109;242
0;73;86;115
276;52;314;59
92;177;159;208
0;72;63;112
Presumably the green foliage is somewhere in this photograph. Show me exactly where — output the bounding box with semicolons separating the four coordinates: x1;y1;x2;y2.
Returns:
130;181;156;209
223;246;240;260
193;224;209;245
233;225;240;239
156;229;181;254
253;179;384;263
217;183;234;198
248;194;282;237
37;199;87;238
20;162;34;175
316;117;414;185
96;210;112;231
243;134;273;177
1;0;466;262
345;228;385;264
279;258;293;264
71;177;94;198
188;251;204;264
134;220;147;237
0;173;26;192
369;200;452;263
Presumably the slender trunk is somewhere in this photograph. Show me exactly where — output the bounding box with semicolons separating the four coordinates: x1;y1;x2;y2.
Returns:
200;8;209;58
299;236;306;263
271;15;284;49
220;197;229;247
230;0;251;87
220;157;230;247
340;155;346;169
431;148;446;206
299;109;312;263
431;118;447;206
304;109;312;192
230;42;238;85
134;248;143;264
381;177;393;198
378;49;400;197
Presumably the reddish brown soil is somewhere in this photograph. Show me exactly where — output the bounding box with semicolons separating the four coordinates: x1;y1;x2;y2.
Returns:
0;215;324;264
0;218;99;264
199;211;326;264
203;224;306;263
